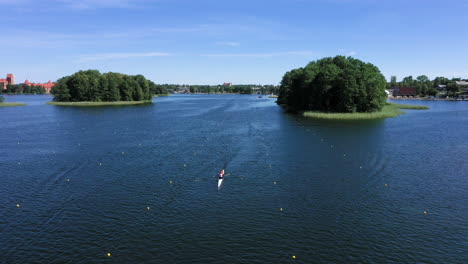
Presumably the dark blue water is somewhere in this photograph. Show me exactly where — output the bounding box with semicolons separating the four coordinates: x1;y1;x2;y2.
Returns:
1;95;467;263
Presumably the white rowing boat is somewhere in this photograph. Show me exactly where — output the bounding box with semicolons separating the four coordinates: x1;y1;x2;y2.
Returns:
218;177;223;189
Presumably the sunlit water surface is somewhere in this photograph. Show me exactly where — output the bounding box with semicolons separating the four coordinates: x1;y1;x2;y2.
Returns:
1;95;467;263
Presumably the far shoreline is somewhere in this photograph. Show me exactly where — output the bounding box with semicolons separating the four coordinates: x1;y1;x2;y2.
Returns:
47;101;152;106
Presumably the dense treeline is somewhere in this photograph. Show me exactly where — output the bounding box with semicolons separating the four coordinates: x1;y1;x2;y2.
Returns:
52;70;166;102
0;84;46;94
278;56;387;113
388;75;468;97
162;84;278;94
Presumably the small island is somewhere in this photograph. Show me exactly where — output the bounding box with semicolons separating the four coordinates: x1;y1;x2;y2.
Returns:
50;70;165;106
0;95;26;107
277;56;428;120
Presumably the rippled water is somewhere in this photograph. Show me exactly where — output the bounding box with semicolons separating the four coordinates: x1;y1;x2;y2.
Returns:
1;95;467;263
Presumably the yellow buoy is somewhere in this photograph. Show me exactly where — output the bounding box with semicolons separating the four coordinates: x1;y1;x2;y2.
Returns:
384;184;388;187
183;164;186;167
292;255;296;259
147;206;151;210
423;211;428;215
107;252;111;257
169;180;173;184
16;204;20;208
273;181;277;184
280;208;283;211
99;163;102;166
67;179;70;182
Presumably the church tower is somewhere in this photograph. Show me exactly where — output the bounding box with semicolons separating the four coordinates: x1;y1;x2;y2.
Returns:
6;73;14;85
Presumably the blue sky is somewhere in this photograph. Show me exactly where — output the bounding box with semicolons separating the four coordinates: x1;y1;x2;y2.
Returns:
1;0;467;84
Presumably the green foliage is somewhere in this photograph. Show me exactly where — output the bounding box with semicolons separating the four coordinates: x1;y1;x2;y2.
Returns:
446;80;459;96
52;70;155;102
3;83;46;94
387;75;468;97
278;56;387;113
0;95;4;103
47;101;151;106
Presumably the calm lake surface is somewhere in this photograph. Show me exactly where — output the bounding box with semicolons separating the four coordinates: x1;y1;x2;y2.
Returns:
1;94;467;263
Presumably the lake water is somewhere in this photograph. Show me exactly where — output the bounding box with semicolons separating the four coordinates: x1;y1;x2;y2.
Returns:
1;94;467;263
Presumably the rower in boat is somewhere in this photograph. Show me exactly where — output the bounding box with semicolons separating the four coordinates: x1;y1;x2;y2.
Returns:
217;169;225;189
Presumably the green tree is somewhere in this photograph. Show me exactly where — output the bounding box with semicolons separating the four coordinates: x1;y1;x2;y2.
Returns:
389;76;397;88
446;81;459;97
433;77;449;88
52;70;158;102
105;72;122;101
0;95;4;103
51;77;71;102
401;76;414;87
119;77;133;101
278;56;387;113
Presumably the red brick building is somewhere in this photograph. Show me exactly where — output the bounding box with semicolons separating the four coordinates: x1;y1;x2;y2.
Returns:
1;73;55;93
393;87;417;96
0;73;15;89
24;80;55;93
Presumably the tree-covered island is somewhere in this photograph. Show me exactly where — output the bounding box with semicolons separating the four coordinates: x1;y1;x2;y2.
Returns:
277;56;428;120
49;70;167;106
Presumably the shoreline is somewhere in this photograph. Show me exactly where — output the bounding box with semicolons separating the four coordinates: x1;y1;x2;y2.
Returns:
0;102;27;107
388;96;467;101
303;103;429;120
47;101;152;106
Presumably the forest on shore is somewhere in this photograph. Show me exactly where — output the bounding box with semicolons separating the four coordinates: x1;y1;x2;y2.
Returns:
387;75;468;97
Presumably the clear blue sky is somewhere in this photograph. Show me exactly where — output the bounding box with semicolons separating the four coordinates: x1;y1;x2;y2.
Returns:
1;0;467;85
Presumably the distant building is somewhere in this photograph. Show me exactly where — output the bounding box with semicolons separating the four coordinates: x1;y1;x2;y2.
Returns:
436;84;446;91
0;73;15;89
456;81;468;93
393;87;417;96
175;86;190;93
223;82;232;86
1;73;55;93
24;80;55;93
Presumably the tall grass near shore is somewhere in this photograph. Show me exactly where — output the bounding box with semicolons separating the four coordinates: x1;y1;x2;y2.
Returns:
0;102;26;107
303;103;428;120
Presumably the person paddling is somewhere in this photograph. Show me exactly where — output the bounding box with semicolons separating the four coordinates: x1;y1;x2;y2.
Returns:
219;169;225;179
